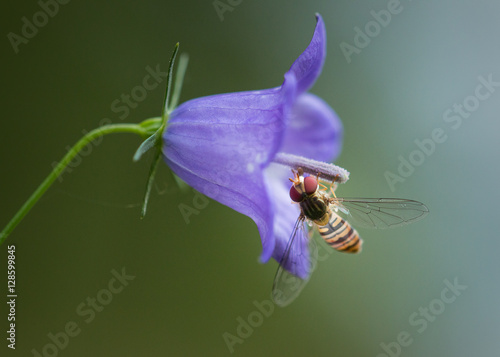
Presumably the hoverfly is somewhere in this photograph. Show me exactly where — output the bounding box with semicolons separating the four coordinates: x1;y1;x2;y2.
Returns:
271;168;429;307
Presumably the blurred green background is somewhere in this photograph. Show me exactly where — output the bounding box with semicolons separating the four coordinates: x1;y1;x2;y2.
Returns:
1;1;499;356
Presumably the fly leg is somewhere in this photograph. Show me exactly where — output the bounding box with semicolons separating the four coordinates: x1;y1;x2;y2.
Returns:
329;182;338;198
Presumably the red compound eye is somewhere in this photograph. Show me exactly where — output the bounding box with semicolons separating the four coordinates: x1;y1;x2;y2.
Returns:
304;176;318;195
289;185;303;202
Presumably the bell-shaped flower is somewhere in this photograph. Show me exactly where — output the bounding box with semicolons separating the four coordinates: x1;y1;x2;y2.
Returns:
162;14;345;278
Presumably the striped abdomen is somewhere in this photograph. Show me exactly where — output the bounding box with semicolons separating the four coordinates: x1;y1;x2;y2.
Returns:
318;212;363;253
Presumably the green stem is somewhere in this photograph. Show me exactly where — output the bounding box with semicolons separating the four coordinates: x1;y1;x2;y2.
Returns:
0;123;151;246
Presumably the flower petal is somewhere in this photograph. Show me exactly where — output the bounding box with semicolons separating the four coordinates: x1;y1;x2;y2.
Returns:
163;74;297;262
265;164;312;279
281;92;343;163
287;14;326;95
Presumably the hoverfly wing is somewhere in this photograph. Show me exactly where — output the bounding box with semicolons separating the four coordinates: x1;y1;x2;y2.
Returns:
272;216;317;307
332;198;429;229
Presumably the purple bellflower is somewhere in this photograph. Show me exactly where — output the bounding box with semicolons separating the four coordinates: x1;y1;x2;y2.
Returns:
163;14;345;278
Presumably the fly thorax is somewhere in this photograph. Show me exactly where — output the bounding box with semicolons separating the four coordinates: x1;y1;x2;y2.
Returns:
300;195;328;222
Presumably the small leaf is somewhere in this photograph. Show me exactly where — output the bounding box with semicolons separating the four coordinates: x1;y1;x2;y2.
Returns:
168;53;189;112
133;133;158;162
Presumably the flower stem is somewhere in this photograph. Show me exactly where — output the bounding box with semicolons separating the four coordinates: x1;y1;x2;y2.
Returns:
0;123;152;246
